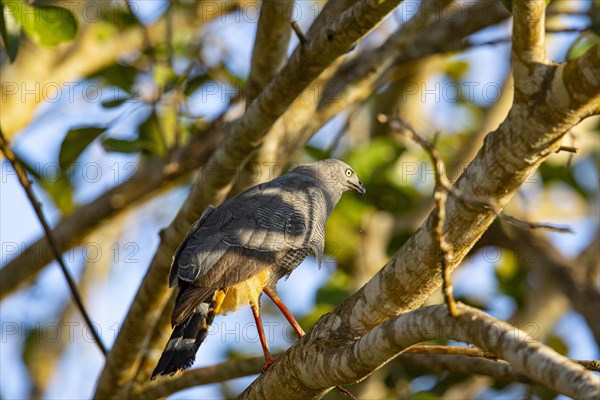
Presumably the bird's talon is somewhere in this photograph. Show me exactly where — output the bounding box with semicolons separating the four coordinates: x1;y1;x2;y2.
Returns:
261;358;276;372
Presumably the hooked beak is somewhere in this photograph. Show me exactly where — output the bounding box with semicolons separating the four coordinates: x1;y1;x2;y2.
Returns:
352;181;366;195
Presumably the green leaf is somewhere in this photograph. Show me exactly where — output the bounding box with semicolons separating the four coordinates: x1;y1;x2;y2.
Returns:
315;270;353;307
183;74;210;96
101;97;129;108
101;138;143;153
41;173;75;214
138;112;167;156
59;127;105;170
494;248;528;308
445;60;469;81
153;64;177;91
5;0;78;47
303;144;329;161
546;335;568;356
566;31;599;61
89;63;140;93
100;4;139;29
0;1;21;62
12;151;74;213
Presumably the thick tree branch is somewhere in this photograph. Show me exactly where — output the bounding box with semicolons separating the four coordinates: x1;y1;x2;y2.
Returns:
136;356;265;398
93;2;405;397
550;43;600;118
246;0;294;104
512;0;547;65
135;344;600;398
240;304;599;399
512;0;548;100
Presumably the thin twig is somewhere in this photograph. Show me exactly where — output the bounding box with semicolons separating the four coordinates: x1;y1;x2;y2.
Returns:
0;128;108;356
404;345;497;359
556;146;579;154
464;25;591;49
324;105;359;157
405;345;600;371
378;114;575;316
443;180;573;233
291;21;307;44
500;214;573;233
576;360;600;372
378;114;458;317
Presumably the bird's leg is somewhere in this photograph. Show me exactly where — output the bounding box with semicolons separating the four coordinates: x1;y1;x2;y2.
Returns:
263;288;358;400
250;300;275;371
263;288;305;338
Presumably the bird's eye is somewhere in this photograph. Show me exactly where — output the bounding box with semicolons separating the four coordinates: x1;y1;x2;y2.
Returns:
345;169;353;177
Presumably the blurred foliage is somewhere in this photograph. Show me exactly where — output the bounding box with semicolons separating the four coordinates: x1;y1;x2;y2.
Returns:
13;151;75;213
0;2;20;61
2;0;77;50
539;161;592;199
567;31;599;61
495;249;528;309
59;127;106;170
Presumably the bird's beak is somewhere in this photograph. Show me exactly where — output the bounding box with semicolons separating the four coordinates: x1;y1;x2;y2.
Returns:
354;181;366;195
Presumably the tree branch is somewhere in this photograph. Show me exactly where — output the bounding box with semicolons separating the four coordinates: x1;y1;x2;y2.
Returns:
135;356;266;399
239;304;599;399
0;129;107;356
246;0;294;104
134;343;600;398
512;0;548;100
377;115;458;316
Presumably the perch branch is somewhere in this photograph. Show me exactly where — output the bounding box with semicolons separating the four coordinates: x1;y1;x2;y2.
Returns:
239;304;600;399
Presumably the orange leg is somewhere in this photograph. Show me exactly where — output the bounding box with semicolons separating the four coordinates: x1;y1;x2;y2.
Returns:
263;287;305;338
250;300;275;371
263;288;357;400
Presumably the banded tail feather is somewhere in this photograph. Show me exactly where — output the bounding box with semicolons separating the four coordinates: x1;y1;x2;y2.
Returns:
151;286;225;379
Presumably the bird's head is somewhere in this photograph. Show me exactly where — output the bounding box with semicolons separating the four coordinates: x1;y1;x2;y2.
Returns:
293;159;366;195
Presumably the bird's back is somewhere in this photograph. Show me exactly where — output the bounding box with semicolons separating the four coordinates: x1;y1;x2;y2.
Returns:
173;172;329;290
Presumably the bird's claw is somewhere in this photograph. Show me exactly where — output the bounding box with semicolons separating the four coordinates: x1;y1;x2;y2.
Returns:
261;357;276;372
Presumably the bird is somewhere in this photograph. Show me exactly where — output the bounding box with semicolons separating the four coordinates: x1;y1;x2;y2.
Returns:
151;158;365;379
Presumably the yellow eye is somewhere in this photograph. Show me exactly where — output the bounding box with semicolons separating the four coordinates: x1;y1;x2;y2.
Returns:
345;169;353;177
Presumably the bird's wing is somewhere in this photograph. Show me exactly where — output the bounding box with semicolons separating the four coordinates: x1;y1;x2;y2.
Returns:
175;176;324;287
168;205;217;288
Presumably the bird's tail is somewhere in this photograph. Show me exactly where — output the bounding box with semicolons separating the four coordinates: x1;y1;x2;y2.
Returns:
151;288;225;379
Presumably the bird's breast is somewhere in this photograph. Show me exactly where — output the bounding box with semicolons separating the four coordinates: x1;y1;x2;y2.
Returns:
219;268;272;314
